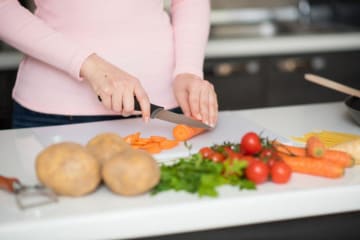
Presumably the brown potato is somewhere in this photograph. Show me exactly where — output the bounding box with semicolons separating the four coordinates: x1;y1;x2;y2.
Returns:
102;149;160;196
86;132;131;166
36;142;101;197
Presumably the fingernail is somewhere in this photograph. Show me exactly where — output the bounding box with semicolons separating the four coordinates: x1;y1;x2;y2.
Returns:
196;114;202;120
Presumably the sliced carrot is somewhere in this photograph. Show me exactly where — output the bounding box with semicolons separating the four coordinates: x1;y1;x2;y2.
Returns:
278;153;344;179
124;132;141;144
142;142;162;154
159;139;179;149
149;136;167;142
306;136;326;158
173;124;207;141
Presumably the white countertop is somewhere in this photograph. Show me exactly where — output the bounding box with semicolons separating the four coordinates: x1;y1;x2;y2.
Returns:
0;102;359;240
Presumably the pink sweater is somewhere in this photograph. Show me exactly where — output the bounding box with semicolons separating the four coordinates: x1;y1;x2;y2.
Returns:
0;0;210;115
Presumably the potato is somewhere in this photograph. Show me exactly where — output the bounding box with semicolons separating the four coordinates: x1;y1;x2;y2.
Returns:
86;132;131;166
102;149;160;196
36;142;101;196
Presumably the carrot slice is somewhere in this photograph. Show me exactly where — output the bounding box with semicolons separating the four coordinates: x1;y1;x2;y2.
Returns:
159;139;179;149
124;132;141;144
278;153;344;179
173;124;207;141
149;136;167;142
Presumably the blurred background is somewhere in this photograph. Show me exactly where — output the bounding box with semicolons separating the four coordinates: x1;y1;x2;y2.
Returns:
1;0;360;129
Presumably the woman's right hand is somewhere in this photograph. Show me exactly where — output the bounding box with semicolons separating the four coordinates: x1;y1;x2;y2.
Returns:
80;54;150;122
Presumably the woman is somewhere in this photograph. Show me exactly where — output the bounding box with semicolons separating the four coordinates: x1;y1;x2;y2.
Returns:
0;0;218;128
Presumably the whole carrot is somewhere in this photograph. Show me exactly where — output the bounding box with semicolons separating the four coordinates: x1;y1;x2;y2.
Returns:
273;141;354;168
173;124;207;141
272;141;306;157
306;136;326;158
278;153;344;178
323;150;354;168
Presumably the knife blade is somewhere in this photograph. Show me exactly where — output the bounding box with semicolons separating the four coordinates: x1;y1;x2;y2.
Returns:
134;100;212;129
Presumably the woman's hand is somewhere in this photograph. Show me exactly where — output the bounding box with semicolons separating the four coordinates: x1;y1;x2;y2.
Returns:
173;73;218;127
80;54;150;121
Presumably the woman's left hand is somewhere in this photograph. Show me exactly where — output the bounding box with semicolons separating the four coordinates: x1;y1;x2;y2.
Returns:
173;73;218;127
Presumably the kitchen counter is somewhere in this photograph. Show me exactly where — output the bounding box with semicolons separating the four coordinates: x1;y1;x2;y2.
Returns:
1;32;360;70
206;32;360;58
0;102;359;240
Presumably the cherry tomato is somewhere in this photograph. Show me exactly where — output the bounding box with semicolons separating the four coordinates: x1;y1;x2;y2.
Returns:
266;157;277;168
271;161;292;184
210;152;226;163
223;147;243;160
199;147;215;159
260;148;276;160
241;132;262;155
245;160;270;184
237;155;256;166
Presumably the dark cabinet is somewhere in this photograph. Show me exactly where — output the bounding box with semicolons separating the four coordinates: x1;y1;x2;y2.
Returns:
205;50;360;110
0;70;16;129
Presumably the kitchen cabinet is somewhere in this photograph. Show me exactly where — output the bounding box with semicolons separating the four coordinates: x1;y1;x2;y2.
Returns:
205;50;360;110
0;70;16;129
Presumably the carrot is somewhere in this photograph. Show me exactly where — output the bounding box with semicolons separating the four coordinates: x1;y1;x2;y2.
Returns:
306;136;326;158
124;132;141;144
272;141;306;157
278;153;344;179
159;139;179;149
273;141;354;168
323;150;354;168
124;132;179;154
173;124;207;141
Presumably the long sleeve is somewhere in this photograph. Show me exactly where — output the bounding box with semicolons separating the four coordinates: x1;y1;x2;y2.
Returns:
171;0;210;79
0;0;93;80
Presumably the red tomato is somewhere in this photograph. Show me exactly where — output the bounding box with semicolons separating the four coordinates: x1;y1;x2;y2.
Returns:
266;158;277;168
237;155;256;166
271;161;292;184
260;148;276;160
224;147;243;160
245;160;270;184
241;132;262;155
210;152;226;163
199;147;215;159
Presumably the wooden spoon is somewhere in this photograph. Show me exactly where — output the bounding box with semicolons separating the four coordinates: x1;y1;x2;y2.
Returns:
305;74;360;98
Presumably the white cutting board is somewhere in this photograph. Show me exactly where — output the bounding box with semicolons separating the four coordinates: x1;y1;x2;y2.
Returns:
31;111;291;163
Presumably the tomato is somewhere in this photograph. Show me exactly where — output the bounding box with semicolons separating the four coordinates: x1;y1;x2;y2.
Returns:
271;161;292;184
223;147;243;160
260;148;276;160
199;147;215;159
241;132;262;155
266;158;277;168
237;155;256;166
245;160;270;184
210;152;226;163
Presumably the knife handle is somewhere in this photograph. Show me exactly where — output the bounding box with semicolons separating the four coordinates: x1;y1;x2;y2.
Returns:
134;98;164;118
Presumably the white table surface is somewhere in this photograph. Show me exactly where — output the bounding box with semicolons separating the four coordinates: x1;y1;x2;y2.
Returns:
0;102;359;240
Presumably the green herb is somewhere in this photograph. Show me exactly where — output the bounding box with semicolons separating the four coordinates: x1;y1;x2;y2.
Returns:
151;153;255;197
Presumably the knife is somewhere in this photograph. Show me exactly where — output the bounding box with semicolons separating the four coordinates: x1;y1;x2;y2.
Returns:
134;100;212;129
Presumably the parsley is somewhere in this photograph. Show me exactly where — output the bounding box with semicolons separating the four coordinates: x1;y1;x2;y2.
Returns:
151;153;256;197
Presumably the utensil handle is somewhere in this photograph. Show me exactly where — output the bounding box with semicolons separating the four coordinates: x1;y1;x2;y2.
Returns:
305;74;360;98
134;98;164;118
0;175;20;193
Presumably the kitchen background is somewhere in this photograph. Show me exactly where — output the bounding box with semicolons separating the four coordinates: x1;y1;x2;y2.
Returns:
1;0;360;129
